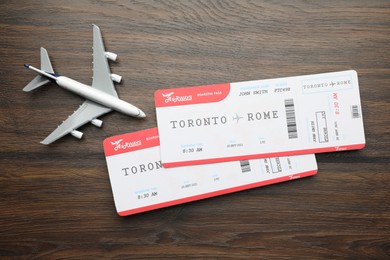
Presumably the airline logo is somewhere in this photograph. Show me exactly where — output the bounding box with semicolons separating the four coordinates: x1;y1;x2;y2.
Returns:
161;91;193;104
112;139;142;152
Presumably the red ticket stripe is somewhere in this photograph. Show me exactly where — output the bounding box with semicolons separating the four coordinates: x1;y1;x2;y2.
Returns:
103;128;160;157
117;169;318;216
162;143;366;168
155;83;230;107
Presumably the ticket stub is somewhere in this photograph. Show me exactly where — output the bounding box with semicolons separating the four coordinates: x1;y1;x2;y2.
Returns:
155;70;365;167
103;128;317;216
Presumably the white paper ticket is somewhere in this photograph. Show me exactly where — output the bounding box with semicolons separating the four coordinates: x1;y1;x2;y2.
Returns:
155;70;365;167
103;128;317;216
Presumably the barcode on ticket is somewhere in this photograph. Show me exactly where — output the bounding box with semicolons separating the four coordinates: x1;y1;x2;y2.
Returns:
284;98;298;139
240;160;251;173
351;105;360;119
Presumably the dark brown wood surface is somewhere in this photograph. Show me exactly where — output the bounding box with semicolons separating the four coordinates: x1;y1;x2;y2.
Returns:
1;0;389;258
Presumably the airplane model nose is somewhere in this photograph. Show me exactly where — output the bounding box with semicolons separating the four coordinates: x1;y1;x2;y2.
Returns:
138;109;146;118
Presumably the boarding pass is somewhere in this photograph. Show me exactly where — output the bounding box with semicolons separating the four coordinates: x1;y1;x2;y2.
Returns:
155;70;365;167
103;128;317;216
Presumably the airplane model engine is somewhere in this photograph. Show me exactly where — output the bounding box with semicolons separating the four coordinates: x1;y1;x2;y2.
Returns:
105;52;117;61
70;130;83;139
91;118;103;128
110;73;122;83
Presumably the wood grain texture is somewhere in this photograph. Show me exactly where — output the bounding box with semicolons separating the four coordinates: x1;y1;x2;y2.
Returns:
0;0;389;258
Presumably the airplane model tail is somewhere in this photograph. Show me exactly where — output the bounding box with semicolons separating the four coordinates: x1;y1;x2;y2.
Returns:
23;47;56;92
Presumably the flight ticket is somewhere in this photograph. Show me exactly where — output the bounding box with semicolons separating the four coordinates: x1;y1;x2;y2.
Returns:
103;128;317;216
155;70;365;167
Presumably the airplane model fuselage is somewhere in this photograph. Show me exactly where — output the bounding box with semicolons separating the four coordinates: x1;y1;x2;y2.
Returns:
24;64;145;117
23;25;146;144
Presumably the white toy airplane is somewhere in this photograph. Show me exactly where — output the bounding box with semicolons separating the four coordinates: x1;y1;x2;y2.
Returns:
23;24;145;145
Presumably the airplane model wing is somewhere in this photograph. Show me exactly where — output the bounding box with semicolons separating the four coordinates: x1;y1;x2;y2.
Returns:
91;24;118;97
37;25;126;145
41;100;111;145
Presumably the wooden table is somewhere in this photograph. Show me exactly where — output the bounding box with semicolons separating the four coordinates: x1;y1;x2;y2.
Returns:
1;1;389;258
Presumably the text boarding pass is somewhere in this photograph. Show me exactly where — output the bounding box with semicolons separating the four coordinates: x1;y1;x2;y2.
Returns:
103;128;317;216
155;70;365;167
